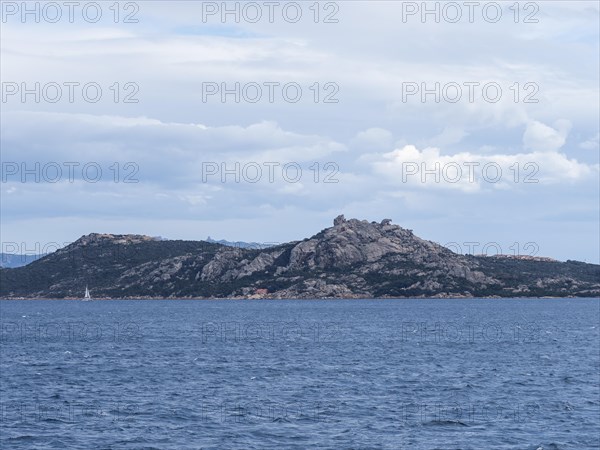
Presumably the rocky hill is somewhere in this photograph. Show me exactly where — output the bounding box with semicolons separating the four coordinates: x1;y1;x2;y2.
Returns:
1;216;598;299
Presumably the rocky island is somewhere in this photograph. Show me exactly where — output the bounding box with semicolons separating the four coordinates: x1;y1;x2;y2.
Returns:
1;216;599;299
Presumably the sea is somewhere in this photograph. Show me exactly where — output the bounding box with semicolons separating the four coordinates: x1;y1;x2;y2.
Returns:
0;298;598;449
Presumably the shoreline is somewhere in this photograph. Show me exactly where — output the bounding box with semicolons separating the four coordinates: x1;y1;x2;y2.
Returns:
0;295;593;301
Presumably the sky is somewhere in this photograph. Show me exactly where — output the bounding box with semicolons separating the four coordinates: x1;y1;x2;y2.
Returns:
1;1;599;263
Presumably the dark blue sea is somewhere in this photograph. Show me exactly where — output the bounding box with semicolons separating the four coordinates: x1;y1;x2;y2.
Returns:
0;299;598;449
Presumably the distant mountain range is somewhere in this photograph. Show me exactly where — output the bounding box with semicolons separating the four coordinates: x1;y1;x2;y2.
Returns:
0;253;45;269
205;237;278;249
1;216;598;299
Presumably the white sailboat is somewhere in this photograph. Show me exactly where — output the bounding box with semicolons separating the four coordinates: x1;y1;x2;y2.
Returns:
83;285;92;301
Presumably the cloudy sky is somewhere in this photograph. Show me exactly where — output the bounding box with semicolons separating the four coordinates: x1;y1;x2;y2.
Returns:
1;1;599;262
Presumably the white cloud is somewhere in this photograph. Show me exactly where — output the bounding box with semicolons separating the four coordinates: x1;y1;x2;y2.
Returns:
370;143;597;192
523;119;572;152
